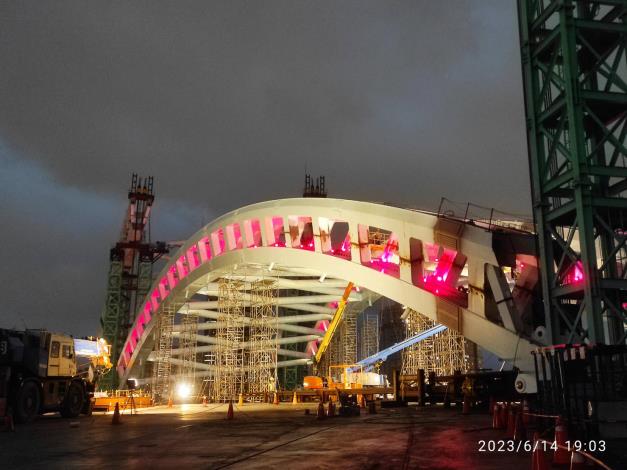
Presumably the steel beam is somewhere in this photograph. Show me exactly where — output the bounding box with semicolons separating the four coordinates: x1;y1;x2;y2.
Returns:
173;321;322;336
187;293;361;309
178;308;332;324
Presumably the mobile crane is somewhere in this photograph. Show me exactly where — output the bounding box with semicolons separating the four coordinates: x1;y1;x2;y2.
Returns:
0;329;111;423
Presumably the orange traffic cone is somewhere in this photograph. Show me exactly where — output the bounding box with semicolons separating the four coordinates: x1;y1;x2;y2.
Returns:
202;396;207;407
506;407;517;438
570;450;586;470
226;400;234;420
522;400;531;426
513;411;526;441
292;392;298;405
462;395;471;415
316;401;326;420
327;401;335;417
238;393;244;406
531;432;549;470
499;403;509;430
273;392;279;405
553;417;570;465
4;413;15;432
111;402;121;425
492;404;501;429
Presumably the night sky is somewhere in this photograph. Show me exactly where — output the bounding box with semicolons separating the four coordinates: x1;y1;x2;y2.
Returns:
0;1;532;336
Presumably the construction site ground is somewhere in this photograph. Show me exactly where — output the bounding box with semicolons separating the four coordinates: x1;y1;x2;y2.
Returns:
1;403;623;469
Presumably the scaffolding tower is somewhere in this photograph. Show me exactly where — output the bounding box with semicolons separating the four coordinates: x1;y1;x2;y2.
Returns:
151;304;175;403
401;309;470;378
317;327;340;377
178;308;199;394
247;279;278;400
360;310;380;360
213;278;246;402
340;307;357;365
200;351;216;400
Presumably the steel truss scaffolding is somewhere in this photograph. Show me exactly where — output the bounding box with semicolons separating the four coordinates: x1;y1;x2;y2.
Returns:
178;307;199;393
316;300;369;376
360;310;380;360
213;278;246;402
519;0;627;344
247;279;278;400
200;351;216;399
401;309;470;379
340;307;357;365
317;328;340;377
152;304;175;403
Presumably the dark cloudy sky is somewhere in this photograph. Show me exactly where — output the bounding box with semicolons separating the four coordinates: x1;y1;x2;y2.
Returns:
0;1;531;336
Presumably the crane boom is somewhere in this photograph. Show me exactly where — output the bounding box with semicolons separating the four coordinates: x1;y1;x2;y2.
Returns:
354;324;447;370
314;282;354;363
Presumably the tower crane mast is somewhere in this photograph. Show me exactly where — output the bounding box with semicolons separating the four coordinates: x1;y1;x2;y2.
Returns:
99;174;168;390
518;0;627;345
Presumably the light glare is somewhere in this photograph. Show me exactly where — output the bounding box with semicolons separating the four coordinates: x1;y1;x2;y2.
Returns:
176;382;192;399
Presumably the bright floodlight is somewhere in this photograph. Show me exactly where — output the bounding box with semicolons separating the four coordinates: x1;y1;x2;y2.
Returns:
176;382;192;399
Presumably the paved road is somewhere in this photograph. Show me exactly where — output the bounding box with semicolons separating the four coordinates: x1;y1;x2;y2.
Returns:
0;403;602;469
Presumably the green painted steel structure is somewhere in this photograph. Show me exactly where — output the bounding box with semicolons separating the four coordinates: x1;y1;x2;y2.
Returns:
100;255;153;390
99;258;125;389
518;0;627;344
99;174;166;390
278;341;304;391
278;305;307;390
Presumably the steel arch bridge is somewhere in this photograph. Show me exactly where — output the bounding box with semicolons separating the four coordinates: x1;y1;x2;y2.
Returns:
117;198;541;392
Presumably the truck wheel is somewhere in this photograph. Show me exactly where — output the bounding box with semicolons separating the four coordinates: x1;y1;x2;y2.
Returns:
81;398;94;416
15;381;41;423
60;381;84;418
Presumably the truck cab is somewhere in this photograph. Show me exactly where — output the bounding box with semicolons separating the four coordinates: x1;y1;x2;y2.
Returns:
0;329;105;423
46;334;77;378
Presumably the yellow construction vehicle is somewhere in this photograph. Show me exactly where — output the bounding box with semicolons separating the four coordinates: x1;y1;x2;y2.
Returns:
314;282;354;363
306;282;388;391
303;364;388;391
0;329;111;423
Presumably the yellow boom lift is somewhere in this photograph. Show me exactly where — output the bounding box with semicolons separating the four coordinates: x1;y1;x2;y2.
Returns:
314;282;354;364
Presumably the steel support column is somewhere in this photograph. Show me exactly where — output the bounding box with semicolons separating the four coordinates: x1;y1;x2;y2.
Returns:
519;0;627;344
99;257;125;390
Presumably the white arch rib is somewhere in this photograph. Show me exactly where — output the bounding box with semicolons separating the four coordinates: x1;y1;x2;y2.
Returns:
119;198;537;385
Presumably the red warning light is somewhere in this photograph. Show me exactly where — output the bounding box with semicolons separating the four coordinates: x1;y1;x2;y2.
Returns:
565;261;584;284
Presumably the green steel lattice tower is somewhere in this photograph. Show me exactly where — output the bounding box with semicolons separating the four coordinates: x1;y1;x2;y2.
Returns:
518;0;627;344
99;174;167;390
